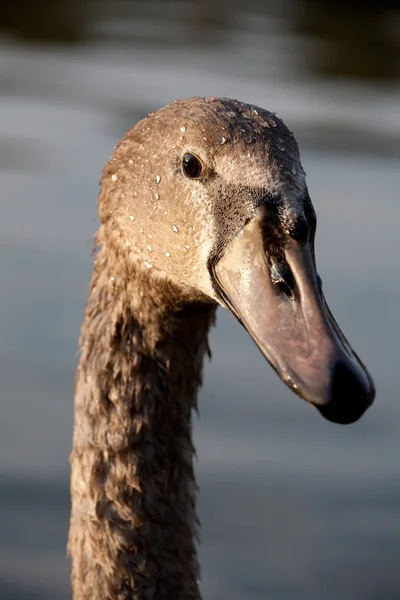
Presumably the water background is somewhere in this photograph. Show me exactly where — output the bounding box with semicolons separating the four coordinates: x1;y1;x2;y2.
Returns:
1;2;399;598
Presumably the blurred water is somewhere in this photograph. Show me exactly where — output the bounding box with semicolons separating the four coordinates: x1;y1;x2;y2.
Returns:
1;9;400;599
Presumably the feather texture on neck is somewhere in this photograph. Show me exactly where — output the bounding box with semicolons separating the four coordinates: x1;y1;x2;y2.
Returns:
69;234;215;599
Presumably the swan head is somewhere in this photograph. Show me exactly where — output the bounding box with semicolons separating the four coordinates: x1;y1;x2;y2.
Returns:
100;96;375;425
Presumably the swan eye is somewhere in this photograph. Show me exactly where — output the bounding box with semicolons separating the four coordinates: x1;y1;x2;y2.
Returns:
182;153;203;179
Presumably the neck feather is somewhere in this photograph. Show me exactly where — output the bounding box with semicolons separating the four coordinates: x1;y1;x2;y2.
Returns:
69;241;216;599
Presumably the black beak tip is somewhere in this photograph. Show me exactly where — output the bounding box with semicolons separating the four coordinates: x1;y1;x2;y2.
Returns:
316;360;375;425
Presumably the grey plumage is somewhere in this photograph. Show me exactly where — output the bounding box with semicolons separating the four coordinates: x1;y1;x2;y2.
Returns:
69;97;374;599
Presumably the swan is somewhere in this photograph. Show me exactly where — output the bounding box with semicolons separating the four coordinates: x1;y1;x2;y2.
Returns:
69;96;375;599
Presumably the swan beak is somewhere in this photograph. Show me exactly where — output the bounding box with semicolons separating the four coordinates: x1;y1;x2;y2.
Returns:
212;206;375;425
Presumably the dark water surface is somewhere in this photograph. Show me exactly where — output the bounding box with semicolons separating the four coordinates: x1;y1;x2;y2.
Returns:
1;20;399;600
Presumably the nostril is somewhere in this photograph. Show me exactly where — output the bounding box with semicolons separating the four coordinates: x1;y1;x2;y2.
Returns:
275;279;293;298
271;260;294;299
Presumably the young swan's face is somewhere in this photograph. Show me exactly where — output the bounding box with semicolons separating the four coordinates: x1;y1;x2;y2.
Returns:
100;96;375;425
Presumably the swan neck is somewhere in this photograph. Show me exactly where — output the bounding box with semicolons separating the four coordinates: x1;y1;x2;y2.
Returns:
69;244;215;599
